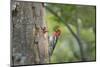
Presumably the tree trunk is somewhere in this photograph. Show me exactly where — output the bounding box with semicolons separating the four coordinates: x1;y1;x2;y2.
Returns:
11;1;49;66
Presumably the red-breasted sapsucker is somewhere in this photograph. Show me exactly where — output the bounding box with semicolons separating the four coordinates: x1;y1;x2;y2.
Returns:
49;29;61;57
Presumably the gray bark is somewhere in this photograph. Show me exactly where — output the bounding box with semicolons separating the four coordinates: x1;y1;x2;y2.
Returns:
11;1;49;66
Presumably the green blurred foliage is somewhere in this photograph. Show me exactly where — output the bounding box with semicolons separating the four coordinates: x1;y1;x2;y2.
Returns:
45;3;96;63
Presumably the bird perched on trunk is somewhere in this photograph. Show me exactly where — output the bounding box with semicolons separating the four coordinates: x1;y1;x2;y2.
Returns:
49;26;61;57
